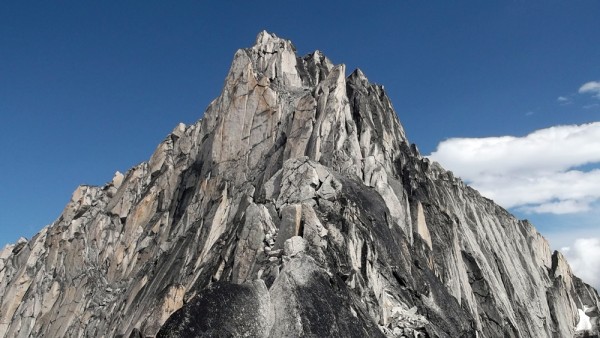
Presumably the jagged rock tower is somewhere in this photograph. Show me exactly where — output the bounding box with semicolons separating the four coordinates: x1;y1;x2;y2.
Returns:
1;32;598;338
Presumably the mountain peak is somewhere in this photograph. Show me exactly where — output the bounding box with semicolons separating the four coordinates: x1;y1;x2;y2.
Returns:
254;30;291;49
0;32;597;338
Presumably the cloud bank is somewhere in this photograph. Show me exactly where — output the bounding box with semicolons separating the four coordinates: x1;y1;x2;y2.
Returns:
428;122;600;214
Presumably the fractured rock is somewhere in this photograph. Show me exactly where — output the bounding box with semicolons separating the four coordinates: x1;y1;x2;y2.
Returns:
0;31;597;338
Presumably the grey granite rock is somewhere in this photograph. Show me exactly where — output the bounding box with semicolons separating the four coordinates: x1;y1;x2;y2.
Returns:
283;236;307;257
0;31;598;338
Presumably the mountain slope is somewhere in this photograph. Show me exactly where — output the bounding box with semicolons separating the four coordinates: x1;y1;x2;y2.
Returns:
1;31;598;338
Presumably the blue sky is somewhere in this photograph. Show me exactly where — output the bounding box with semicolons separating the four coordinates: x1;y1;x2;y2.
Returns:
1;1;599;281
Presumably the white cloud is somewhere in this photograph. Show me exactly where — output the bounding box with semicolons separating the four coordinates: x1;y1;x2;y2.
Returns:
428;122;600;214
430;123;600;177
561;238;600;289
579;81;600;98
473;170;600;212
520;199;592;214
557;96;570;102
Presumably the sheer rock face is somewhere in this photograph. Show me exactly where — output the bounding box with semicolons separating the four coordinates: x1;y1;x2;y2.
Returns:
0;31;598;338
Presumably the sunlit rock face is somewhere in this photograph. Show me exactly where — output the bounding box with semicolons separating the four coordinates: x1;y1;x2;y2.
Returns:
1;31;598;338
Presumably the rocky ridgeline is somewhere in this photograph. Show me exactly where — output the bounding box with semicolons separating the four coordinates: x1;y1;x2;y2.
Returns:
1;32;599;338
